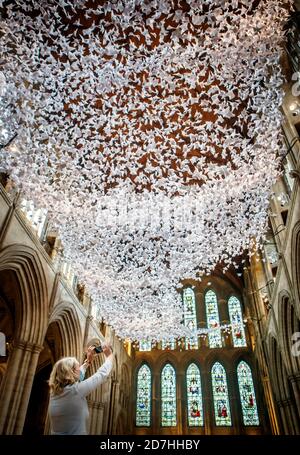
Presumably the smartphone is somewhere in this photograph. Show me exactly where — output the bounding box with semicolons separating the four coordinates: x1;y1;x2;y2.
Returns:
94;345;103;353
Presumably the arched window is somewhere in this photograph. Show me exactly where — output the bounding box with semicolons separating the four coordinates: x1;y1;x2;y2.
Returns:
161;363;177;426
186;363;204;426
211;362;231;426
136;364;152;426
205;290;222;348
237;361;259;426
183;287;198;349
228;296;247;347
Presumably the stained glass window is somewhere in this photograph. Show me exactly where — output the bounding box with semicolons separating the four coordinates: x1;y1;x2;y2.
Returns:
211;362;232;426
139;339;152;351
183;287;198;349
186;363;204;426
228;296;247;347
136;364;151;426
237;361;260;426
161;363;177;426
205;290;222;348
162;338;176;350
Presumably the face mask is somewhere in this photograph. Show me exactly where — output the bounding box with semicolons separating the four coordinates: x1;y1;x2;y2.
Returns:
79;370;85;382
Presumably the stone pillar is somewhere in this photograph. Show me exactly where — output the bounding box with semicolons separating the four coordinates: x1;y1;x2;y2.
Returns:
0;340;43;434
285;397;300;434
277;398;300;435
107;379;119;434
176;372;183;435
288;373;300;418
261;375;280;435
277;400;289;434
111;381;120;435
96;403;105;435
88;401;105;435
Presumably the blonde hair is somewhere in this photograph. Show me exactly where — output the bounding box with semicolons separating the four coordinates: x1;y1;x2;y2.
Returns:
49;357;79;396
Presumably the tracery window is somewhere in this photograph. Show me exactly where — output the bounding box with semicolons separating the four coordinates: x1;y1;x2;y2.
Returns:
205;290;222;348
136;364;151;426
183;287;198;349
161;363;177;426
186;363;204;426
237;361;260;426
228;296;247;347
211;362;232;426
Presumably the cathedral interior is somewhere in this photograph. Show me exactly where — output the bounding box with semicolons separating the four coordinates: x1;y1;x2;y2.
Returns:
0;0;300;437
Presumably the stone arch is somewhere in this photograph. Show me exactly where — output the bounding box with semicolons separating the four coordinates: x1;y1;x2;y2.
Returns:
0;244;48;345
268;336;299;434
205;351;233;374
49;301;83;359
232;351;255;370
278;290;300;376
156;351;179;371
268;336;287;401
182;356;202;373
291;220;300;313
0;245;48;434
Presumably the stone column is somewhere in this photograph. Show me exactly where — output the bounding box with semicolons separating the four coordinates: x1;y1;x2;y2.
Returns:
111;381;120;435
288;373;300;418
176;372;183;435
88;401;105;435
107;379;119;434
276;400;289;434
0;340;43;434
285;397;300;434
277;398;300;435
152;371;160;434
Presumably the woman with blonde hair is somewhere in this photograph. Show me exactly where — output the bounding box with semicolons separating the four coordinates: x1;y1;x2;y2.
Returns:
48;343;113;435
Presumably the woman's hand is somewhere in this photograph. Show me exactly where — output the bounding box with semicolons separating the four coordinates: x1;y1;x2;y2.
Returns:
101;343;113;357
86;345;96;364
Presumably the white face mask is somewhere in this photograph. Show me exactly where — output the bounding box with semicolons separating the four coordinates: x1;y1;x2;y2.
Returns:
79;370;85;382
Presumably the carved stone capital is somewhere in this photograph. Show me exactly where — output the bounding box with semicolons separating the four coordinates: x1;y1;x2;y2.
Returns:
13;340;44;354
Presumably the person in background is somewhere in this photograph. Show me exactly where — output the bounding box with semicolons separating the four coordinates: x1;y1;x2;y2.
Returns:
48;343;113;435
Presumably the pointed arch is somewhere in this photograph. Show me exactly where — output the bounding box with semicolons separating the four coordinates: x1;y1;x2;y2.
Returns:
161;363;177;426
268;336;300;434
183;287;198;349
205;290;222;348
49;301;83;359
291;221;300;310
186;363;203;426
0;244;48;345
237;361;259;425
278;291;300;375
211;361;231;426
136;363;152;427
228;296;247;347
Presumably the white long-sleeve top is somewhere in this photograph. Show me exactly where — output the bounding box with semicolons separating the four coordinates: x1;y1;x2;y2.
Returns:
49;355;113;435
